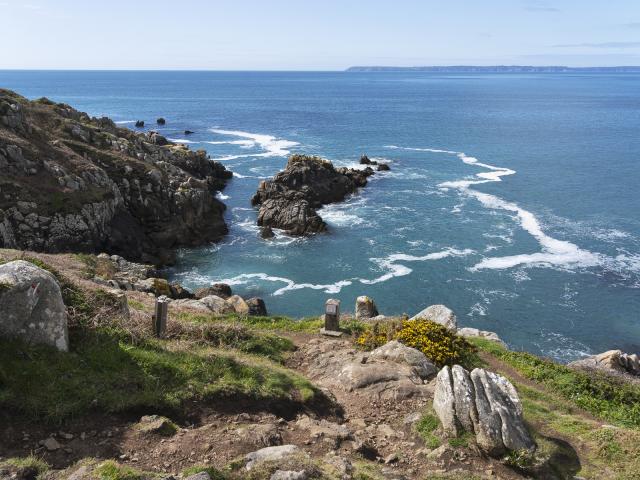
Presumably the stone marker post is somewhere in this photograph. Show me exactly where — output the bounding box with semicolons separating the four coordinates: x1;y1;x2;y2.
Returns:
153;295;169;337
321;298;342;336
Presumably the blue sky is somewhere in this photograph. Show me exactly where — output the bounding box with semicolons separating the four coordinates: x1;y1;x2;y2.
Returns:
2;0;639;69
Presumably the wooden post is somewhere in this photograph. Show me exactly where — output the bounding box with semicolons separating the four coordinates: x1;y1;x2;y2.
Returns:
153;295;169;337
321;298;342;337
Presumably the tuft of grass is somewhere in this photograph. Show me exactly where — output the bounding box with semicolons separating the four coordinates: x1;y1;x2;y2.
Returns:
0;456;49;479
75;253;117;279
94;460;155;480
0;327;316;422
447;432;472;448
470;337;640;429
182;465;227;480
414;411;441;449
128;299;146;310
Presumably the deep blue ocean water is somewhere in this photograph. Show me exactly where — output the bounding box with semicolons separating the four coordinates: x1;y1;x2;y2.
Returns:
1;70;639;362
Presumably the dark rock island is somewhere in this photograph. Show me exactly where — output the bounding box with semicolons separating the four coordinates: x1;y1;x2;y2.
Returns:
0;89;232;265
251;154;375;236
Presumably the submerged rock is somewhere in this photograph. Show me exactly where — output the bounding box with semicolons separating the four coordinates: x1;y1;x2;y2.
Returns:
135;120;144;127
156;117;166;125
251;154;374;236
0;260;68;351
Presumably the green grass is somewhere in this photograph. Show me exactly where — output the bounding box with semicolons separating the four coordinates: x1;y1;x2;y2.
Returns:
182;465;227;480
0;456;49;479
414;411;441;449
94;460;156;480
447;432;472;448
0;327;316;422
470;337;640;429
175;311;368;335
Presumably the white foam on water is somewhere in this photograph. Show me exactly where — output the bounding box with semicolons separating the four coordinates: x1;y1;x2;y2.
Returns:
359;248;475;285
168;138;198;144
389;145;604;272
216;193;230;200
210;129;299;157
115;120;135;124
210;248;473;296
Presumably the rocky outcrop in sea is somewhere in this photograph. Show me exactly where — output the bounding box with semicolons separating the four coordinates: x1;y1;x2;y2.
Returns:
251;154;375;236
0;90;232;264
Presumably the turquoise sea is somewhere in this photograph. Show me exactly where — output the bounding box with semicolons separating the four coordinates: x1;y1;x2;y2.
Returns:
1;70;639;362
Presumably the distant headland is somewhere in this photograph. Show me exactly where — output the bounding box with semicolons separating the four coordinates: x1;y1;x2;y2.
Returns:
346;65;640;72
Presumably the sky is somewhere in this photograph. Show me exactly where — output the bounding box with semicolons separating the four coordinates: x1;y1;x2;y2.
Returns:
1;0;639;70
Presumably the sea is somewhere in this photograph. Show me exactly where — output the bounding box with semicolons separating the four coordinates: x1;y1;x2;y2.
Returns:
1;70;639;362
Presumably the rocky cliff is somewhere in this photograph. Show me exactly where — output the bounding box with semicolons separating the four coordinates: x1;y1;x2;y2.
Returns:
0;90;232;264
251;154;374;236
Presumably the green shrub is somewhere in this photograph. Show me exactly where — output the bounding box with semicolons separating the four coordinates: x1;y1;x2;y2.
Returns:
357;319;476;368
415;412;441;448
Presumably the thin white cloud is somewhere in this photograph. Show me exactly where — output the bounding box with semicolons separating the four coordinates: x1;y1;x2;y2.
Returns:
524;0;559;12
553;41;640;49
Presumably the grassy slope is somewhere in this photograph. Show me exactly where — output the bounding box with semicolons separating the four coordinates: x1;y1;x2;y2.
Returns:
469;338;640;479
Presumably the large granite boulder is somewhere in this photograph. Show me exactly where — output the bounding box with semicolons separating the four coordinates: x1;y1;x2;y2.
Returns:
226;295;250;315
569;349;640;378
199;295;235;315
457;327;506;348
410;304;457;331
247;297;268;316
0;260;68;351
245;445;300;470
368;340;437;379
355;295;379;320
301;339;435;401
195;283;232;300
251;155;374;236
433;365;535;457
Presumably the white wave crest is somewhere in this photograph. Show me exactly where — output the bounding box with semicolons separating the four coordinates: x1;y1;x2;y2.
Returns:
210;128;299;157
115;120;135;124
389;145;603;272
169;138;198;144
360;248;475;284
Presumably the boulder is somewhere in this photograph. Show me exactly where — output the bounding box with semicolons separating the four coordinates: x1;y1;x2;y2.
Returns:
270;471;308;480
236;423;282;448
135;120;144;127
200;295;235;315
169;282;194;299
184;473;210;480
368;340;437;379
569;349;640;378
377;163;390;171
156;117;166;125
195;283;232;300
433;365;535;457
247;297;268;316
457;327;506;348
245;445;300;470
355;295;379;320
0;260;68;351
299;339;434;401
410;304;457;331
227;295;250;315
184;130;194;135
171;298;211;312
295;416;352;447
136;415;177;436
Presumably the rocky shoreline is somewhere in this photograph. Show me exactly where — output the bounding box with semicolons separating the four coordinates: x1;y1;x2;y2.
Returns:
0;89;232;265
251;154;379;237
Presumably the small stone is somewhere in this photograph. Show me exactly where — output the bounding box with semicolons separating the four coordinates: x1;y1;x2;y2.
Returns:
43;437;62;451
384;453;399;464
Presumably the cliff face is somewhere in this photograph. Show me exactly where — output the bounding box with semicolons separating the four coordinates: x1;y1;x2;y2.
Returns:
0;90;231;264
251;154;373;235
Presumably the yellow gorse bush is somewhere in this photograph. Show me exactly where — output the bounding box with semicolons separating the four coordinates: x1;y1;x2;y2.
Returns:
356;319;475;368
